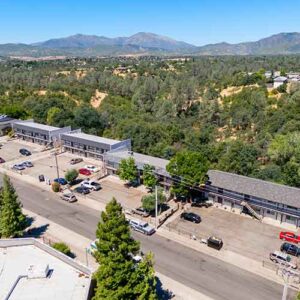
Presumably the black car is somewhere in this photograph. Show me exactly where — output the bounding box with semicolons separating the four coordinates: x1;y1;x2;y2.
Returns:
180;212;201;223
281;242;300;257
207;236;223;250
74;186;90;195
19;148;31;156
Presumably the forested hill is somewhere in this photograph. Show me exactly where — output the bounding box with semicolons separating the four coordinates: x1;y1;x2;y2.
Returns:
1;55;300;187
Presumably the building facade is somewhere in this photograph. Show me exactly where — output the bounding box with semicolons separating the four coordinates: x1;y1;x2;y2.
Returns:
206;170;300;228
13;121;71;146
61;130;131;161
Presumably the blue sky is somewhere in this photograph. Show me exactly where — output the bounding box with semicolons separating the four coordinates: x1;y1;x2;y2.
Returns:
1;0;300;45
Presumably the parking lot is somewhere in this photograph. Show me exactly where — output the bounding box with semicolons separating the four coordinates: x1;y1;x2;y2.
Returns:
0;138;42;163
169;206;293;263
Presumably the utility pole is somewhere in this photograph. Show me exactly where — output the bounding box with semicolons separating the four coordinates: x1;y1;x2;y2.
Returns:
155;185;158;229
54;152;60;178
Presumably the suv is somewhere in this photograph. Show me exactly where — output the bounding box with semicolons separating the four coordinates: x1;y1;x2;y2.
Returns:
180;212;201;223
131;207;150;217
129;219;155;235
269;251;297;269
70;158;83;165
19;148;31;156
281;242;300;257
60;192;77;203
21;161;33;168
81;180;101;191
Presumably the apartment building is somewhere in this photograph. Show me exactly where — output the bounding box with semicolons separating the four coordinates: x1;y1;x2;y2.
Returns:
206;170;300;228
13;121;71;146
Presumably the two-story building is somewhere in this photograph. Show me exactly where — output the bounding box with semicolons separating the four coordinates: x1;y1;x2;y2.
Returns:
206;170;300;228
60;130;131;161
13;121;71;146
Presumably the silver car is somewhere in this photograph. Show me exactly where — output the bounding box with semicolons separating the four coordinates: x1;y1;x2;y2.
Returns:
60;193;77;203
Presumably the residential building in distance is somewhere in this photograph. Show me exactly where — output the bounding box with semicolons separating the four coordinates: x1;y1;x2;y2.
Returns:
13;120;71;146
264;71;272;78
273;76;288;88
0;238;92;300
61;130;131;161
206;170;300;228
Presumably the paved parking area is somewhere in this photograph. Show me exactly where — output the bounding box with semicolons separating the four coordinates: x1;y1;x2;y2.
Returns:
20;152;103;182
169;206;293;263
0;139;42;163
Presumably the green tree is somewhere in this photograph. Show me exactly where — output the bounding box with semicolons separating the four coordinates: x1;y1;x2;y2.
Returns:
52;242;72;257
142;164;157;189
0;175;27;238
65;169;79;184
167;151;209;197
118;157;138;183
142;189;166;213
93;198;157;300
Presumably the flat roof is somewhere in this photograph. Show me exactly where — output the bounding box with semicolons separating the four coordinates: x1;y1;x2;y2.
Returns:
105;149;169;172
62;131;121;145
207;170;300;208
14;121;60;132
0;239;91;300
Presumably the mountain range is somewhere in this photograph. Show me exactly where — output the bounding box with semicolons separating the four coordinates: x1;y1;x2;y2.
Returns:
2;32;300;57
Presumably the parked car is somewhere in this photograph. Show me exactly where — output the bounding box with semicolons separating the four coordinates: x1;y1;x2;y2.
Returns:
70;158;83;165
279;231;300;244
54;178;68;185
60;192;77;203
207;236;223;250
0;157;5;163
129;219;155;235
74;186;90;195
79;168;92;176
81;180;101;191
131;207;150;217
124;179;139;188
191;201;213;208
269;251;297;269
21;161;33;168
19;148;31;156
84;165;100;173
12;163;26;171
180;212;201;223
280;242;300;257
87;239;99;255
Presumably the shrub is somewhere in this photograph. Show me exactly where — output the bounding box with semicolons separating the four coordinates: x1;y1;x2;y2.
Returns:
52;182;60;192
65;169;79;183
52;242;72;257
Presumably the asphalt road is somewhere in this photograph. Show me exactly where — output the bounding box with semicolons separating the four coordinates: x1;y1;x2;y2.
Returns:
0;176;295;300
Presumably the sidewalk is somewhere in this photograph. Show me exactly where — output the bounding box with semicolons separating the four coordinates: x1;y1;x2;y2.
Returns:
23;208;211;300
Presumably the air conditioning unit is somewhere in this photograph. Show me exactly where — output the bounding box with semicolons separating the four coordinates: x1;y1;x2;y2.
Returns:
27;264;49;279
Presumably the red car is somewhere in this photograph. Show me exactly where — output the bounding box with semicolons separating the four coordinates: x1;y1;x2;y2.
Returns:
79;168;91;176
0;157;5;163
279;231;300;244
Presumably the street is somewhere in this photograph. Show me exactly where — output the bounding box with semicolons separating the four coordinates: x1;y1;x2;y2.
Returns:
0;175;296;300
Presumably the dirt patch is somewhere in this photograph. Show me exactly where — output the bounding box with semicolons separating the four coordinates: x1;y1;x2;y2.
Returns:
220;84;258;98
91;89;108;108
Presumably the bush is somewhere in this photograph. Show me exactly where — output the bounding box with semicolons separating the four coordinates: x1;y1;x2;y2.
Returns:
52;182;60;192
65;169;79;183
52;242;72;257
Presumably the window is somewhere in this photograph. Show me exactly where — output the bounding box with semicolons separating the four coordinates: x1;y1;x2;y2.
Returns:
266;210;275;215
286;215;296;221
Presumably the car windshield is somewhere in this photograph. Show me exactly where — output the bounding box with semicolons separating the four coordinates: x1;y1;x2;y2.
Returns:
91;182;99;186
142;223;149;228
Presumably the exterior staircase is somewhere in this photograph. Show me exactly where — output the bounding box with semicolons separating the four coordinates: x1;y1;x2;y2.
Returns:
241;201;263;221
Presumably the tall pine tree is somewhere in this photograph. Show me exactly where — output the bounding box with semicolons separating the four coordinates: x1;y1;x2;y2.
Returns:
0;175;27;238
94;198;157;300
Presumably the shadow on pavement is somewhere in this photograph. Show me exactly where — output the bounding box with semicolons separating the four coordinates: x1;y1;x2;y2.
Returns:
156;276;175;299
25;223;49;238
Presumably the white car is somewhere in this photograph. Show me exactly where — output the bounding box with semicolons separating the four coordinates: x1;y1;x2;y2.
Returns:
84;165;100;173
129;219;155;235
81;180;102;191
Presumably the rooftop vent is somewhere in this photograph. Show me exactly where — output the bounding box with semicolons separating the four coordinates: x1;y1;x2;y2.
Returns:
27;264;49;279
